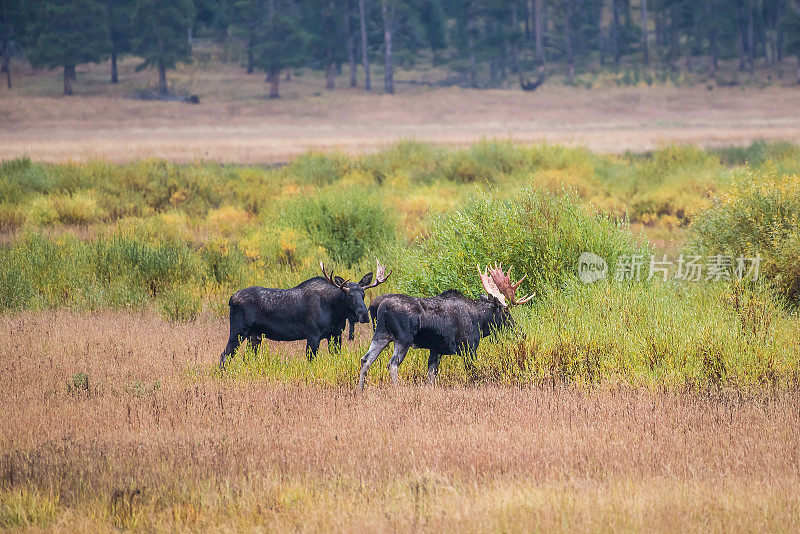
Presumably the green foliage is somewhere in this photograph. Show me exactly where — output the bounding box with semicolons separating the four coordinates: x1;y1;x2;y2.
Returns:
0;489;60;529
288;187;396;267
132;0;195;92
443;140;530;183
397;185;646;299
66;372;90;396
254;12;310;76
26;0;109;70
689;170;800;306
287;152;349;186
159;284;202;322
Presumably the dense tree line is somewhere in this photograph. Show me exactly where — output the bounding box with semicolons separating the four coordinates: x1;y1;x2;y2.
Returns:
2;0;800;96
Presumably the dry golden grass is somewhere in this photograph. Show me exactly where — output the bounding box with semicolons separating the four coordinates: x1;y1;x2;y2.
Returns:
4;57;800;163
2;310;799;531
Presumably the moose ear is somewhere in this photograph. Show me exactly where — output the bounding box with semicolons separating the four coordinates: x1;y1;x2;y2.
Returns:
358;272;374;287
334;276;345;285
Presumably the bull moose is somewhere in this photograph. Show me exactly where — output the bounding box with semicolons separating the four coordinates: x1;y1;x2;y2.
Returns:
220;260;390;366
358;264;533;389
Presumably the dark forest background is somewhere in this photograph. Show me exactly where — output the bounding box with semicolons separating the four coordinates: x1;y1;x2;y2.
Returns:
3;0;800;96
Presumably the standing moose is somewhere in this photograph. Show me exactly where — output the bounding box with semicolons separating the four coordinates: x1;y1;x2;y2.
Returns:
359;264;533;389
220;260;390;366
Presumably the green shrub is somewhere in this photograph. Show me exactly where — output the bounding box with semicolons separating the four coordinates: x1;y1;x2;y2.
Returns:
0;157;53;204
288;187;396;267
0;202;26;231
397;185;647;299
359;140;444;184
689;170;800;306
286;152;349;185
159;284;202;322
443;140;529;183
66;372;90;396
202;239;247;286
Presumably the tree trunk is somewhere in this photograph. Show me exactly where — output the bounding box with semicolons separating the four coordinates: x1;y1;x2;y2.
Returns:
525;0;532;41
111;49;118;83
269;68;280;97
707;2;717;79
611;0;621;66
2;0;11;89
1;39;9;89
777;0;785;61
326;62;336;89
345;0;357;87
359;0;371;91
564;0;574;82
641;0;648;66
534;0;544;64
670;3;679;65
510;3;519;73
246;38;254;74
157;34;168;95
158;59;167;95
467;1;477;86
325;0;336;90
63;64;75;95
747;0;755;74
738;12;746;70
381;0;393;93
598;5;605;66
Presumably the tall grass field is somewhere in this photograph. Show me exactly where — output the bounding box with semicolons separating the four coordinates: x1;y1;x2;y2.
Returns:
2;140;800;531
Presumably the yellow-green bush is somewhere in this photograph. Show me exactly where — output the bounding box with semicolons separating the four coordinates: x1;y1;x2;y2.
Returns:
689;170;800;306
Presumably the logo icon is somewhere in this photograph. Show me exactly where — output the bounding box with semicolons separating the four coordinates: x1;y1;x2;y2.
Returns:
578;252;607;283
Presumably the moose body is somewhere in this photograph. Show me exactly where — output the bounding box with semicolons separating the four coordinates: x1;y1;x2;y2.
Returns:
358;265;532;389
220;261;389;366
359;290;512;389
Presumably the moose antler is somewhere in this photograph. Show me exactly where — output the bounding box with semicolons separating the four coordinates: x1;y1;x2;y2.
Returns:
482;263;535;306
362;259;391;289
320;262;351;291
478;265;508;307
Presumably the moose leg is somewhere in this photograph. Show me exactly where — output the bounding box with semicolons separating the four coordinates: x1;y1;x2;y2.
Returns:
388;342;411;386
427;351;442;384
220;333;246;367
359;338;391;390
221;306;249;368
306;337;321;361
348;319;355;341
249;334;262;354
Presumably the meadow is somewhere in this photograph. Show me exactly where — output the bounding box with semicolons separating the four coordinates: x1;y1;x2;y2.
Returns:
5;56;800;164
2;140;800;531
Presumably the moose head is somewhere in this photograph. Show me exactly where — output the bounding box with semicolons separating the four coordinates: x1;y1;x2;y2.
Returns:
477;263;535;330
320;259;391;323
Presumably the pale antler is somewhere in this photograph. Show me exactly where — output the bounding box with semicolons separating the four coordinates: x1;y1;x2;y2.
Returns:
362;258;391;290
487;262;535;306
478;265;508;307
320;262;351;291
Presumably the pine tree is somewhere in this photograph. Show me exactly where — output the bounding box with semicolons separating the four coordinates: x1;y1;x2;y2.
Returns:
254;12;309;97
105;0;135;83
1;0;28;88
784;5;800;83
230;0;264;74
27;0;110;95
132;0;195;96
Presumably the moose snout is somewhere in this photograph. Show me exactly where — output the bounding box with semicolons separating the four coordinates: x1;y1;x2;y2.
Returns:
357;311;369;323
